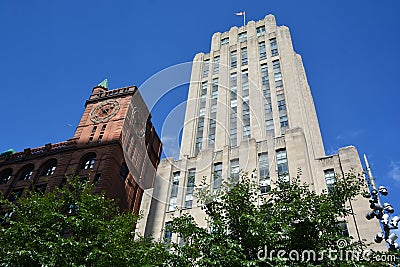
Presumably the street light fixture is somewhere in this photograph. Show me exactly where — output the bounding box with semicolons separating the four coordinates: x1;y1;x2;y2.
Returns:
363;154;399;252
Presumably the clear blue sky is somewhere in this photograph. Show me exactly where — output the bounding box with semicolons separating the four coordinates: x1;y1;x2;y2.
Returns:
1;1;400;222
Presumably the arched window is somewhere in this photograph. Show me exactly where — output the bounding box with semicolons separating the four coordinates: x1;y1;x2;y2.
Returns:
18;164;35;181
80;152;96;170
0;168;12;185
39;158;57;177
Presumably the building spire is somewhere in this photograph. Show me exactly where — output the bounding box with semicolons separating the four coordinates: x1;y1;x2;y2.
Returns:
97;78;108;89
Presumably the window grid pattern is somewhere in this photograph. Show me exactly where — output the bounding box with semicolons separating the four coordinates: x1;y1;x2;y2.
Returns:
261;64;274;134
195;82;207;155
242;69;250;139
202;60;209;78
273;60;283;92
270;38;278;56
259;153;270;194
238;32;247;43
208;78;218;146
241;47;248;66
256;26;266;37
213;56;220;74
230;73;238;146
164;222;172;240
273;60;288;134
259;42;267;60
277;93;288;134
45;166;56;176
324;169;335;193
168;172;180;211
277;149;289;183
230;50;237;69
185;169;195;208
230;159;240;183
84;159;95;170
213;163;223;191
221;37;229;45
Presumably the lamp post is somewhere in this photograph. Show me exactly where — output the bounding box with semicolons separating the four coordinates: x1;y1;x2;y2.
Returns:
364;154;399;252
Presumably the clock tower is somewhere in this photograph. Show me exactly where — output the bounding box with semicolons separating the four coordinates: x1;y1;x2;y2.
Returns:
0;80;162;214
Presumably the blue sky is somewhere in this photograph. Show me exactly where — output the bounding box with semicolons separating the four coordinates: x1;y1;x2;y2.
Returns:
1;0;400;232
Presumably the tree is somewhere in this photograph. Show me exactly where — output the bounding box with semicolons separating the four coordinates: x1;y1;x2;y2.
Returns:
167;170;400;266
0;176;172;267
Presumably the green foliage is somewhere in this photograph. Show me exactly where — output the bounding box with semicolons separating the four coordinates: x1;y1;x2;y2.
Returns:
0;175;170;267
168;170;399;266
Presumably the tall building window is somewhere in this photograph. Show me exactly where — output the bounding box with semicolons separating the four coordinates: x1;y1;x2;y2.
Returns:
266;119;274;132
201;81;208;100
230;159;240;183
221;37;229;45
196;82;208;155
260;63;274;135
230;51;237;68
277;149;289;183
261;64;269;87
168;172;180;211
259;153;270;194
230;72;237;88
279;115;289;134
202;59;209;78
230;73;238;146
195;118;204;155
211;78;218;99
213;163;223;191
270;38;278;56
242;101;251;139
278;99;286;111
338;221;349;237
213;56;220;74
256;26;266;37
209;78;218;146
273;60;284;93
164;221;173;241
263;99;273;125
238;32;247;43
241;69;249;98
230;110;238;146
241;47;248;66
185;169;195;208
209;117;216;146
324;169;335;193
259;42;267;60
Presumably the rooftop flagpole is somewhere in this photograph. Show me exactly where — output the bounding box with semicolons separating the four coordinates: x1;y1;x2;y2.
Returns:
234;11;246;26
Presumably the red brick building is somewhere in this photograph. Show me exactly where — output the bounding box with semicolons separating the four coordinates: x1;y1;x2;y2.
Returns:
0;82;162;213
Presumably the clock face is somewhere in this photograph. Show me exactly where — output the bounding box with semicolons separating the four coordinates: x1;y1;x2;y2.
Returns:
90;100;120;123
132;106;146;138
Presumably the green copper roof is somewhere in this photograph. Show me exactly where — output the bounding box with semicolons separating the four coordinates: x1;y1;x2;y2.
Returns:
0;149;16;156
97;78;108;89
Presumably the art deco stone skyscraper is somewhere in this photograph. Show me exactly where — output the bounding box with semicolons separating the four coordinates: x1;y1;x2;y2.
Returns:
138;14;383;250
